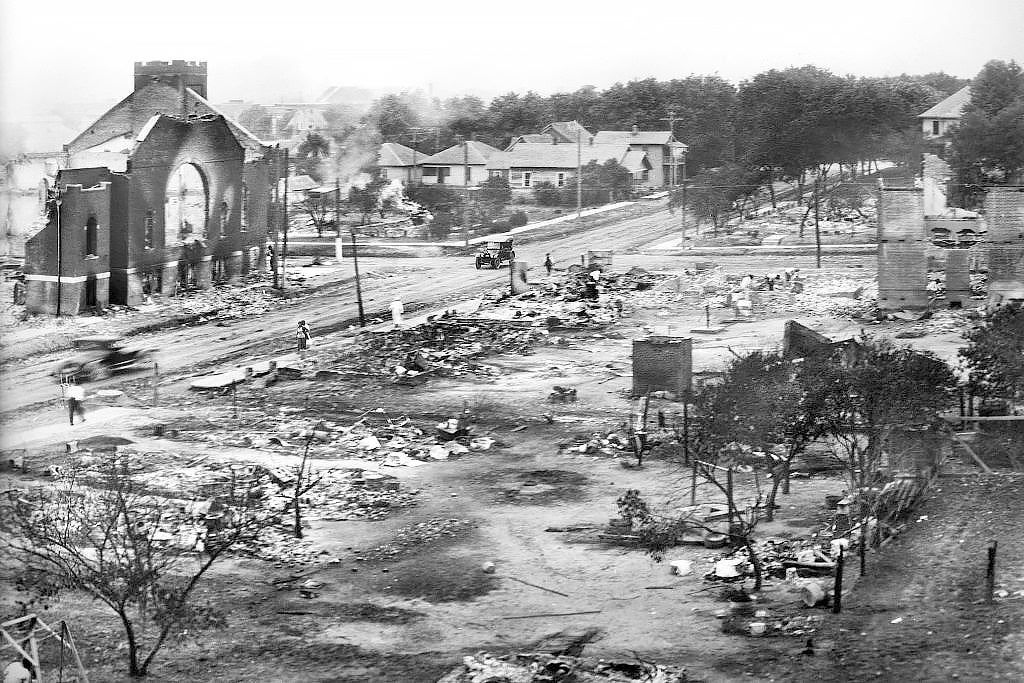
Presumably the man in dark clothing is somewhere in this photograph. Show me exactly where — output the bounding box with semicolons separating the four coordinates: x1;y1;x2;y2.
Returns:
544;253;553;276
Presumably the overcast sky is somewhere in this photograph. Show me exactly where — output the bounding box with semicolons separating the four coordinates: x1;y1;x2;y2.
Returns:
2;0;1023;122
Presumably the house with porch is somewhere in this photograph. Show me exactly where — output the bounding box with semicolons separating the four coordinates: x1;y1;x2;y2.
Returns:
418;141;506;187
591;126;687;187
505;141;652;192
378;142;427;184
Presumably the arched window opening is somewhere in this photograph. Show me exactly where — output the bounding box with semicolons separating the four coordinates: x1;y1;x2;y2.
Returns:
164;163;208;245
240;184;249;233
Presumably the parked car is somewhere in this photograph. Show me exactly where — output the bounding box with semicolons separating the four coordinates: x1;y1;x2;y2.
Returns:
474;239;515;270
53;336;155;382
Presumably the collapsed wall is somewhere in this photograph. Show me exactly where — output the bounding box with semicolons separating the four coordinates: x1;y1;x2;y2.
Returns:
984;187;1024;308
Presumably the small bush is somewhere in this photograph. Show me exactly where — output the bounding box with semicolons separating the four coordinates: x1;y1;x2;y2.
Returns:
508;211;528;228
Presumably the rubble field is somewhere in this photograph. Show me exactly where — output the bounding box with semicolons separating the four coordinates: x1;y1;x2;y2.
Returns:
1;253;1005;682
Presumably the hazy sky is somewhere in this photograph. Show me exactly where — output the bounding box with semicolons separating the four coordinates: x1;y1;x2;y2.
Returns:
2;0;1023;122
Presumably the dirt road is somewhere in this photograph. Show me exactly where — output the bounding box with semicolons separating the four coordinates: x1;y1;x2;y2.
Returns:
0;204;682;413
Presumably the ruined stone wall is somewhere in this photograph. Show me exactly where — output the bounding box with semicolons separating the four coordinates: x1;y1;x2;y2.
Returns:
878;188;929;309
984;187;1024;308
632;336;692;398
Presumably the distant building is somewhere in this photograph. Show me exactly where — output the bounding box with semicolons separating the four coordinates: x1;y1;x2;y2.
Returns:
378;143;427;184
23;60;279;316
592;127;687;188
419;141;506;187
504;141;651;192
918;86;971;140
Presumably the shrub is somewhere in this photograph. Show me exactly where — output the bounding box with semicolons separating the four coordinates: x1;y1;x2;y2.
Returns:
532;181;563;207
508;210;528;228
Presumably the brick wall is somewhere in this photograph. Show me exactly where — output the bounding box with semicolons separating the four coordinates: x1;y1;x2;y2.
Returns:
945;249;971;305
984;187;1024;307
24;180;112;315
632;336;692;398
878;188;929;309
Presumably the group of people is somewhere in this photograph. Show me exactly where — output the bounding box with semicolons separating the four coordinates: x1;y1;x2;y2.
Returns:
738;268;803;293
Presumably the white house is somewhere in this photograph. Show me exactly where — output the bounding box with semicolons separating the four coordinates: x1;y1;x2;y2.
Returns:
918;86;971;139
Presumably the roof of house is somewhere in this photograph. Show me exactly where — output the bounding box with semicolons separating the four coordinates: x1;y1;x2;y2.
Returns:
918;86;972;119
542;121;593;143
593;130;675;145
420;140;503;166
505;133;553;150
379;142;426;167
505;142;649;172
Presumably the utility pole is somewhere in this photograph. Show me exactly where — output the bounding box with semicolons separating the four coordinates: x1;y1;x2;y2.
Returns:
350;232;366;326
54;187;63;317
282;147;290;289
272;146;280;289
335;178;341;237
680;148;688;246
462;137;470;186
813;173;822;269
660;110;680;189
576;126;583;219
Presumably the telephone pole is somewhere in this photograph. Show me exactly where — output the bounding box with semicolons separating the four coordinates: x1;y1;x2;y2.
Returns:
660;111;681;189
576;126;583;219
281;147;290;290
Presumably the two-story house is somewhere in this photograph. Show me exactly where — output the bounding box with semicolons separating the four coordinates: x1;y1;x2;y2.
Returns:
591;126;686;188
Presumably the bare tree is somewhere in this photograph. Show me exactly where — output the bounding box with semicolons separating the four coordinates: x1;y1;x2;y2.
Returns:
0;455;279;677
290;428;325;539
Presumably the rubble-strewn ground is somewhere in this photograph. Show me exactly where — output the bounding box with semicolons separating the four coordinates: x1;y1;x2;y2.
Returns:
2;209;1015;681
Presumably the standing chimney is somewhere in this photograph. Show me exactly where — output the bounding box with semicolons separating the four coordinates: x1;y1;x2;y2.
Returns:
631;124;639;135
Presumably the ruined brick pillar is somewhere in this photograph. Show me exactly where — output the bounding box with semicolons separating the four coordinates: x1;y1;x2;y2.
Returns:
632;336;692;398
196;258;213;290
226;250;243;284
878;187;929;309
984;187;1024;309
161;262;178;296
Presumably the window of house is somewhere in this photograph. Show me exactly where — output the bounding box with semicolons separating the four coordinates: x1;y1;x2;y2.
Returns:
932;120;940;136
523;172;532;188
240;184;248;233
422;167;438;177
84;217;98;257
437;167;450;184
642;169;650;181
144;210;154;249
464;165;472;184
380;168;389;180
556;172;565;188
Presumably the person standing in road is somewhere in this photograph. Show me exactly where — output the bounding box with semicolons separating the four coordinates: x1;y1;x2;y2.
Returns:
65;383;86;426
296;320;311;354
544;253;553;276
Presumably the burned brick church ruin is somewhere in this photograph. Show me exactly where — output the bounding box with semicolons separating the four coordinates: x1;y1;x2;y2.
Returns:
24;61;278;315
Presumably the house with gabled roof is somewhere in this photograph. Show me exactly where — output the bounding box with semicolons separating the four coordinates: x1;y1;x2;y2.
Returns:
504;141;652;192
378;142;427;184
418;141;507;187
592;126;687;188
919;86;971;139
505;121;593;151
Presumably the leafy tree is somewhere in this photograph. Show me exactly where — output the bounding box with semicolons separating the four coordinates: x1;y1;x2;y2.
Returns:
486;91;549;147
813;337;956;493
700;351;828;520
567;159;634;206
477;175;512;219
294;132;331;182
298;195;332;236
947;62;1024;206
959;302;1024;401
362;92;431;138
347;176;388;225
405;183;464;217
532;180;563;206
0;455;277;677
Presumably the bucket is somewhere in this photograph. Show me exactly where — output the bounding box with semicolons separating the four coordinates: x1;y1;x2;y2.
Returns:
749;622;767;636
801;581;827;607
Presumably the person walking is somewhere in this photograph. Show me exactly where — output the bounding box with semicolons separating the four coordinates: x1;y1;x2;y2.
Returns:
544;253;553;276
296;320;311;354
65;382;86;425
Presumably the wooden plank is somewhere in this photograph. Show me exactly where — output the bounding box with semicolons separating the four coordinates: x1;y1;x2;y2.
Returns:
951;432;994;474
